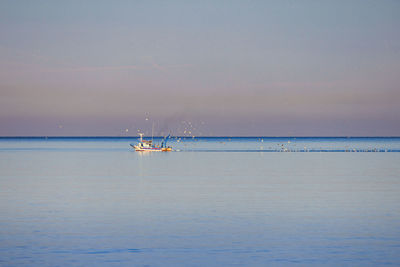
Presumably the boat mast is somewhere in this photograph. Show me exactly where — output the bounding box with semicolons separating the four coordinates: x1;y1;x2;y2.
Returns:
151;122;154;142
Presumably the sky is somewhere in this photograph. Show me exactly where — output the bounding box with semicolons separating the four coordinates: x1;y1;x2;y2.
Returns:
0;0;399;136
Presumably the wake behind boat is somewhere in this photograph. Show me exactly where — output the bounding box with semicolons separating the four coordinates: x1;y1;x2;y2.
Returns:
131;133;172;152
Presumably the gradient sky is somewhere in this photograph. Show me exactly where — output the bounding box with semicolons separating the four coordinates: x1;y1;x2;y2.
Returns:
1;0;399;136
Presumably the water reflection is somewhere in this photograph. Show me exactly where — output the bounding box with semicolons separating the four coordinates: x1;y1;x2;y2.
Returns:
0;138;399;266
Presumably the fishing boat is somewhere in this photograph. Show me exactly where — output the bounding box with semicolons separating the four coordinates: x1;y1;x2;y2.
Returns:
130;133;172;152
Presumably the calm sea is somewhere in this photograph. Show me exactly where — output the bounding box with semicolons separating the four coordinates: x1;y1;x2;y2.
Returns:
1;137;400;266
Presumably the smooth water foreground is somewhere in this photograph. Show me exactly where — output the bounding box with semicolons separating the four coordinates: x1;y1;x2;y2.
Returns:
1;137;400;266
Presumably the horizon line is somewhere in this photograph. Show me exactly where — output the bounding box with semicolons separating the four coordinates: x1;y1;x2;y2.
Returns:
1;136;399;139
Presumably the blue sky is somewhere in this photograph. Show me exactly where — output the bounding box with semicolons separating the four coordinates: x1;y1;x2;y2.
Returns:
0;0;399;136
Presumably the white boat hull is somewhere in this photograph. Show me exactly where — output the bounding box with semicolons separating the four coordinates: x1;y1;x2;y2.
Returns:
130;144;171;152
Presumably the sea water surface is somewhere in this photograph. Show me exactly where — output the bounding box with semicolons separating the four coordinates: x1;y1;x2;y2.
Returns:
0;137;400;266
